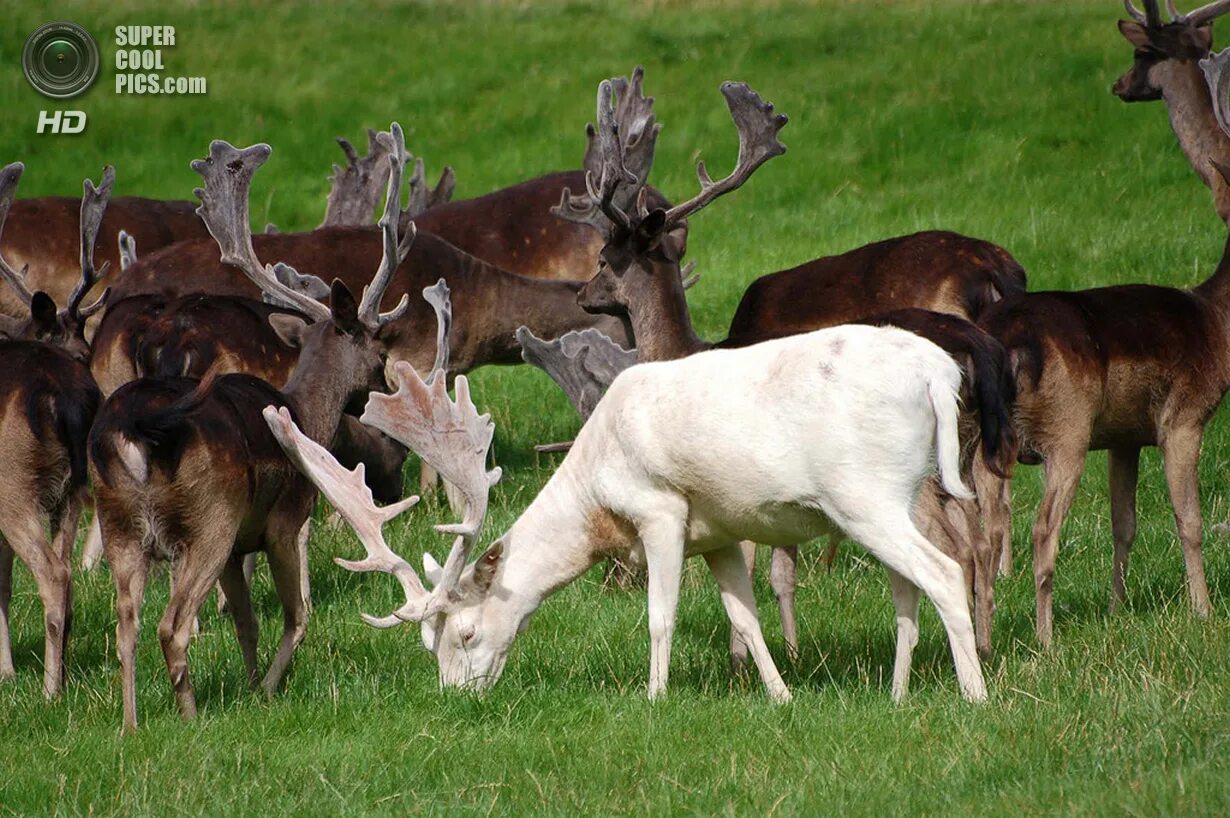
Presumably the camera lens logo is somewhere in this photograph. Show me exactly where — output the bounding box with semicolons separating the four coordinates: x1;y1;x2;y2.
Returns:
22;22;100;99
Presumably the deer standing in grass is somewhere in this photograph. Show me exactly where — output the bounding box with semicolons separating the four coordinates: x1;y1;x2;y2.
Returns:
0;162;106;696
88;125;436;731
552;70;1017;660
268;80;989;704
1116;1;1230;222
972;46;1230;646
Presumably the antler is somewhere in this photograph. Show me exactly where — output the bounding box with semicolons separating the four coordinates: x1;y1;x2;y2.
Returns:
662;82;787;229
117;230;137;271
192;140;332;322
263;405;427;625
422;278;452;382
553;67;661;236
402;158;456;219
320;129;394;227
0;162;32;307
68;166;115;320
261;262;331;309
1178;1;1230;26
357;123;415;329
1124;0;1163;25
517;326;636;420
359;361;501;621
1201;47;1230;140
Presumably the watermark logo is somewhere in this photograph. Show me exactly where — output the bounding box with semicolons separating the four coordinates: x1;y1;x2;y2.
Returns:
36;110;87;134
22;21;100;99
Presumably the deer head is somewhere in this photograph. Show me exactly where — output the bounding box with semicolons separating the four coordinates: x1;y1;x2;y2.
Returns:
1114;1;1230;100
192;125;416;408
0;162;112;360
555;69;786;317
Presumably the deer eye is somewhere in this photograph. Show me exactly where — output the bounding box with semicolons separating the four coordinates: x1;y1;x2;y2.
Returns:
460;625;477;644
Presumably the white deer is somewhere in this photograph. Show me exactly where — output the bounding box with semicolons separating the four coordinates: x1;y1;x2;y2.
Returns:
267;323;989;702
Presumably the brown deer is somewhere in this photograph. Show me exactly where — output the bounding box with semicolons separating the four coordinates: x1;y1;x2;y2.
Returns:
555;72;1018;660
0;129;413;319
0;166;108;697
1115;1;1230;222
88;127;434;731
971;46;1230;647
0;164;111;361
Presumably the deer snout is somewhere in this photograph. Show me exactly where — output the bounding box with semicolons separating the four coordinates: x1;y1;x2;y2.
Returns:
1112;69;1161;102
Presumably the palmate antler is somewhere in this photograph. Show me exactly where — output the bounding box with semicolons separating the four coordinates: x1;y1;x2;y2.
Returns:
1126;0;1230;26
0;162;31;306
554;69;786;238
192;123;415;327
69;166;116;320
359;361;501;620
320;129;394;227
402;158;456;220
1201;47;1230;140
516;326;636;420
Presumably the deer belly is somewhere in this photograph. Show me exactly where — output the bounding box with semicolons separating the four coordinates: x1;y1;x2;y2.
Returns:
684;497;833;553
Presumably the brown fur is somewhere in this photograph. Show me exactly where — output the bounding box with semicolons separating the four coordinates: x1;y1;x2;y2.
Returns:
0;197;205;318
0;341;100;697
975;238;1230;646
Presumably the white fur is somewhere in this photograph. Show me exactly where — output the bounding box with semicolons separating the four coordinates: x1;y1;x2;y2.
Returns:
423;325;987;702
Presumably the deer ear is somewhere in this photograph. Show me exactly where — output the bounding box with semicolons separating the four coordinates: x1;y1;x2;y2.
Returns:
472;540;504;594
1118;19;1151;48
268;313;310;348
638;208;667;239
330;279;362;332
1180;24;1213;52
30;291;58;331
1212;158;1230;187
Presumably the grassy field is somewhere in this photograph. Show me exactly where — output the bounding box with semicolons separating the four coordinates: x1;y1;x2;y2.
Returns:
4;0;1230;814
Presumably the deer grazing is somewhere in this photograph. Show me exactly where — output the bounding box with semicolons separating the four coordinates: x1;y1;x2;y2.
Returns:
272;319;989;702
553;70;1018;660
88;125;439;731
1115;1;1230;222
970;46;1230;647
0;164;107;696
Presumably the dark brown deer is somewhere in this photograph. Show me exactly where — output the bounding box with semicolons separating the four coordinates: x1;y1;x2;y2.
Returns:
88;127;434;731
1114;1;1230;221
0;167;107;698
556;72;1018;660
971;45;1230;647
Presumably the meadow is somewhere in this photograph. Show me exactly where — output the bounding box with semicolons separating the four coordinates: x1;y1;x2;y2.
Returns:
3;0;1230;814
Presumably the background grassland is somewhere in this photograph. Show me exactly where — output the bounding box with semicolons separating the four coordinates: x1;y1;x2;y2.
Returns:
3;0;1230;814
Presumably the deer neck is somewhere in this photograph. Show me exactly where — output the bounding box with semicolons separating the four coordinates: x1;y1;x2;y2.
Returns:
489;464;610;617
1156;59;1230;222
281;356;358;447
626;266;709;362
482;266;634;362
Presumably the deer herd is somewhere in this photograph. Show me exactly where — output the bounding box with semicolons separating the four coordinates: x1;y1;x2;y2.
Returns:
3;1;1230;731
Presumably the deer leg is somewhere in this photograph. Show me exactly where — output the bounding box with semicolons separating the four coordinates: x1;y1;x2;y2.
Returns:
0;539;13;680
954;495;997;661
972;450;1013;577
418;461;439;495
1108;446;1141;612
640;517;685;700
1160;425;1212;618
1032;451;1084;648
768;545;798;662
885;567;921;702
261;519;309;696
216;554;259;687
51;495;83;685
728;540;756;672
160;536;235;721
107;532;149;734
704;543;790;702
217;553;258;617
81;515;104;571
0;513;70;698
296;519;311;612
853;513;985;702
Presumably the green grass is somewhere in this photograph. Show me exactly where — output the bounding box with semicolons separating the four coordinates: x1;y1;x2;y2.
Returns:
4;0;1230;814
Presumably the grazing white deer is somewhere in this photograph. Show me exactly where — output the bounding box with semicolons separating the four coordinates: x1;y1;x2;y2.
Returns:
269;321;989;702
